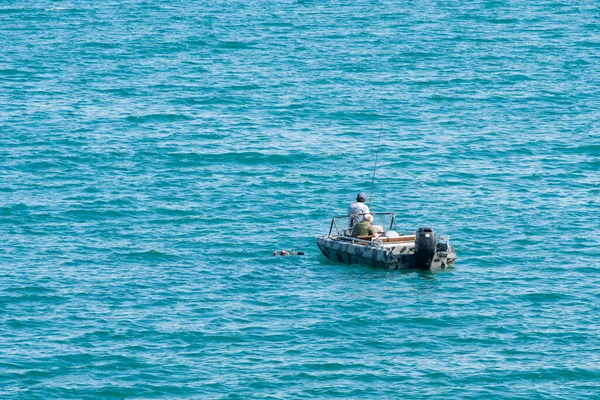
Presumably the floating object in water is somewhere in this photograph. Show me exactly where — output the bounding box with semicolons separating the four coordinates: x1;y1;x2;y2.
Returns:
317;212;456;270
273;250;304;256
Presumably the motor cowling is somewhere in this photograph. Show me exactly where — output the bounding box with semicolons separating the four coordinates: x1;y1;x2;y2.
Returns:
415;227;436;269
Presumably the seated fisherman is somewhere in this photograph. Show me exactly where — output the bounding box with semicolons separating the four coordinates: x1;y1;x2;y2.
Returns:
352;214;379;238
347;192;370;227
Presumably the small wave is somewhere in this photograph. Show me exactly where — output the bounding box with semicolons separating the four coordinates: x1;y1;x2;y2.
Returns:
172;96;235;105
81;41;120;49
44;6;76;11
576;40;600;48
218;41;257;49
0;68;33;76
81;186;101;193
122;250;180;260
0;203;28;214
0;8;26;14
178;215;203;220
125;114;193;123
430;94;463;102
61;209;129;220
167;151;311;165
227;83;261;91
559;144;600;154
519;292;570;303
94;87;139;96
185;39;209;48
1;286;67;305
487;18;519;24
4;286;56;295
261;21;294;28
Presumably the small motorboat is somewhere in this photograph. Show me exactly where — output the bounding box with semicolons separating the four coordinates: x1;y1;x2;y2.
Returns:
316;212;457;270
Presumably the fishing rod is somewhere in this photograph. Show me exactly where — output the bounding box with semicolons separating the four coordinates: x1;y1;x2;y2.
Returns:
368;122;384;207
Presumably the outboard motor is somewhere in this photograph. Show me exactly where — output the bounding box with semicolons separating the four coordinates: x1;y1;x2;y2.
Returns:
415;227;436;269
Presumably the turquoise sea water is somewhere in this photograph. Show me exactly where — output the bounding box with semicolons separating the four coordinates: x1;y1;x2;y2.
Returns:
1;1;600;398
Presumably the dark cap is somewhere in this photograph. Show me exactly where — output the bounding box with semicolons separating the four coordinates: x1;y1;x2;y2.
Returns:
357;192;367;201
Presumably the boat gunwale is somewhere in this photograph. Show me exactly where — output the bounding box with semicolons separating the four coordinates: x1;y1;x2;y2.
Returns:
327;212;399;238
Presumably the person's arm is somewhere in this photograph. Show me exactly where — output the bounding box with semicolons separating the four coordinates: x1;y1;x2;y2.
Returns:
369;226;379;238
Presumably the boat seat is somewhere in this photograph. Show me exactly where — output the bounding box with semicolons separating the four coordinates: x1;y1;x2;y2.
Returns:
353;235;416;243
379;236;416;243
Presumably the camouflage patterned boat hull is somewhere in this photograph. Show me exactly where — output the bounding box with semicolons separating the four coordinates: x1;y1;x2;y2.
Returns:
316;235;457;271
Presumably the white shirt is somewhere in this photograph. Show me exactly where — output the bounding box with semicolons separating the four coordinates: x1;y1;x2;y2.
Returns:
347;201;370;226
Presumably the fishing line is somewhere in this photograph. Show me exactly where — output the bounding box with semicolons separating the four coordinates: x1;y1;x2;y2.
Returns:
368;122;384;207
